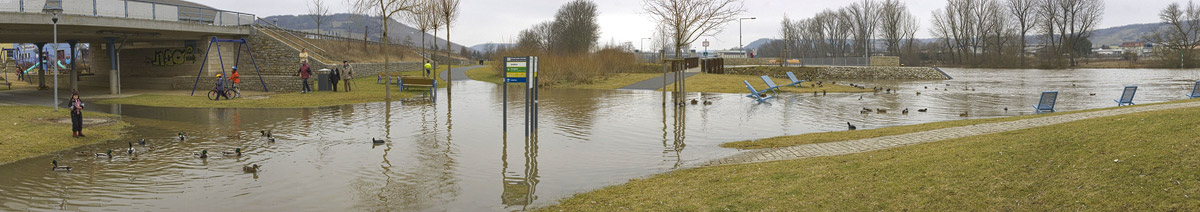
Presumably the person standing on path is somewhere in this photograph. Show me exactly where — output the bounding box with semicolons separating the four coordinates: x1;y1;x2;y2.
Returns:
68;90;85;138
297;61;312;93
341;61;353;92
229;67;241;93
424;60;432;78
330;65;341;92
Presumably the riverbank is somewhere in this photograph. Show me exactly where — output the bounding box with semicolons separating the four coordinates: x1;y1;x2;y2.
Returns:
464;65;662;90
94;69;446;108
661;73;870;93
0;106;129;166
725;66;951;80
538;98;1200;211
721;99;1198;149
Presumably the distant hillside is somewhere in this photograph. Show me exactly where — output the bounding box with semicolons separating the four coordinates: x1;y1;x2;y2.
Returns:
469;43;515;52
743;38;773;50
262;13;469;53
1089;23;1166;46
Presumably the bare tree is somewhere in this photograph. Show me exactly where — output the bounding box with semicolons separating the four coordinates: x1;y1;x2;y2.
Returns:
308;0;331;35
549;0;600;55
847;0;881;57
345;0;370;50
879;0;915;56
1146;1;1200;68
643;0;746;59
351;0;419;98
1007;0;1038;67
406;0;439;59
435;0;460;83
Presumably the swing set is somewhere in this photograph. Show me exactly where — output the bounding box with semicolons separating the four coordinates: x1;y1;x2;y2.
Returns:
190;37;268;96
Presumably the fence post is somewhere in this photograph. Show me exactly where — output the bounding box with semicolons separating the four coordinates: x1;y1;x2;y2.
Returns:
152;3;156;20
20;0;24;12
124;0;128;18
93;0;97;16
218;12;222;25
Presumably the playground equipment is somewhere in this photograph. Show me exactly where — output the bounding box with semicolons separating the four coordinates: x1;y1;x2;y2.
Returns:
190;37;268;96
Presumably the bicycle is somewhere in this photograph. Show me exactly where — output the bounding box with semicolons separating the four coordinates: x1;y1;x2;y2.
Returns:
229;85;242;99
207;88;232;101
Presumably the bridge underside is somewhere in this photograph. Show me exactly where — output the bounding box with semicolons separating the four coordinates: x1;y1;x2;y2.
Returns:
0;12;251;94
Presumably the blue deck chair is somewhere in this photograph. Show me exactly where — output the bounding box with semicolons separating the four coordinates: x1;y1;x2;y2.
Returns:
1115;85;1137;106
1032;91;1058;113
784;72;805;87
744;80;775;102
760;76;783;92
1188;81;1200;99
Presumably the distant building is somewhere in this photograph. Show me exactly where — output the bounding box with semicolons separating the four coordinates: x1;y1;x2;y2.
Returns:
715;50;748;58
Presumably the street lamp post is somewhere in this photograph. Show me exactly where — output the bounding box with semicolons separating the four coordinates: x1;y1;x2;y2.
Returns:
738;17;756;50
45;0;63;111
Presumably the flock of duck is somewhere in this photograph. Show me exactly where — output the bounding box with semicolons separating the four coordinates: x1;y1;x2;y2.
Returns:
50;131;282;174
844;83;1002;131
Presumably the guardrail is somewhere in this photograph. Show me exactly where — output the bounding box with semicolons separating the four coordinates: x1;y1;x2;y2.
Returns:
1;0;255;26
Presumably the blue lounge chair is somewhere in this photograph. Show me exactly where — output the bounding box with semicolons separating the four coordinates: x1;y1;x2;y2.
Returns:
785;72;805;87
745;80;775;102
1188;81;1200;99
760;76;783;92
1115;85;1137;106
1032;91;1058;113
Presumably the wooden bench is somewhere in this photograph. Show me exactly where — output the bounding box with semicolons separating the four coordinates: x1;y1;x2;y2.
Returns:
399;76;436;91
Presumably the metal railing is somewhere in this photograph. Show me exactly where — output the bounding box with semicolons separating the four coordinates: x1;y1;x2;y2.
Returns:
2;0;255;26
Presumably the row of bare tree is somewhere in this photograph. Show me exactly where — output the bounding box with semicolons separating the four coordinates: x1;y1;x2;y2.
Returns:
931;0;1104;68
773;0;919;61
341;0;459;98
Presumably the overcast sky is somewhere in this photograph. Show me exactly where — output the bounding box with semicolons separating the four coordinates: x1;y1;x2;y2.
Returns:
193;0;1177;50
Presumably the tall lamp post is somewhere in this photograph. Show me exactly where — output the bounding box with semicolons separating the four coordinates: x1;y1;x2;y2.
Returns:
44;0;63;111
738;17;756;50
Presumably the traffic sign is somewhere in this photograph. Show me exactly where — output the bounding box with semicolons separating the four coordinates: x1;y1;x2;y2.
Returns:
702;40;710;47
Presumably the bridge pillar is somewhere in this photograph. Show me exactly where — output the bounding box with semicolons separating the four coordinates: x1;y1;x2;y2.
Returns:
106;37;117;94
68;40;77;91
35;42;46;90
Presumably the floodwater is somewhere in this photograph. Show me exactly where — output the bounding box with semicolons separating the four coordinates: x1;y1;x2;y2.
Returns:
2;68;1198;211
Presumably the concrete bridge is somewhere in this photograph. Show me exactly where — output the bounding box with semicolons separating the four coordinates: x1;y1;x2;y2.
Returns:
1;0;255;94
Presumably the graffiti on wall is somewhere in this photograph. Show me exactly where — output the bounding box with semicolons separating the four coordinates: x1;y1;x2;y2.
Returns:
147;46;197;66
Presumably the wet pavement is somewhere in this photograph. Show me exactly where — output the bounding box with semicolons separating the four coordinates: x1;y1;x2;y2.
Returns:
2;68;1199;211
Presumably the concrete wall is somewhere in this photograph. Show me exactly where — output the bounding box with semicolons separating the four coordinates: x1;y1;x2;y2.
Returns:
725;66;950;80
870;56;901;67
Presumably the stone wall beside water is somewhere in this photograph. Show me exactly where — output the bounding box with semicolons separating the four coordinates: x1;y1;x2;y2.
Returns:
724;66;950;80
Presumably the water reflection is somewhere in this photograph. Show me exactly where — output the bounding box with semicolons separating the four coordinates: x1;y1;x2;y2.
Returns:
4;69;1200;211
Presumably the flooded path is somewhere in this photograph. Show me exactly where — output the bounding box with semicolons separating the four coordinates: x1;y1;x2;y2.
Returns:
2;68;1198;211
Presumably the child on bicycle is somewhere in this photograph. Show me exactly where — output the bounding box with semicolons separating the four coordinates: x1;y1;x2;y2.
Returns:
214;73;229;100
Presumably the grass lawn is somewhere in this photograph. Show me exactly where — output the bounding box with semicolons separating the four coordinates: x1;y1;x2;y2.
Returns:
464;65;660;90
465;65;505;84
722;99;1200;149
0;106;129;166
96;73;436;108
661;73;871;94
539;102;1200;211
554;73;661;90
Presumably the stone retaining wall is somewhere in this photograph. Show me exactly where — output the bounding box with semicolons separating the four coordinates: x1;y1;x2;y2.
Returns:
725;66;950;80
